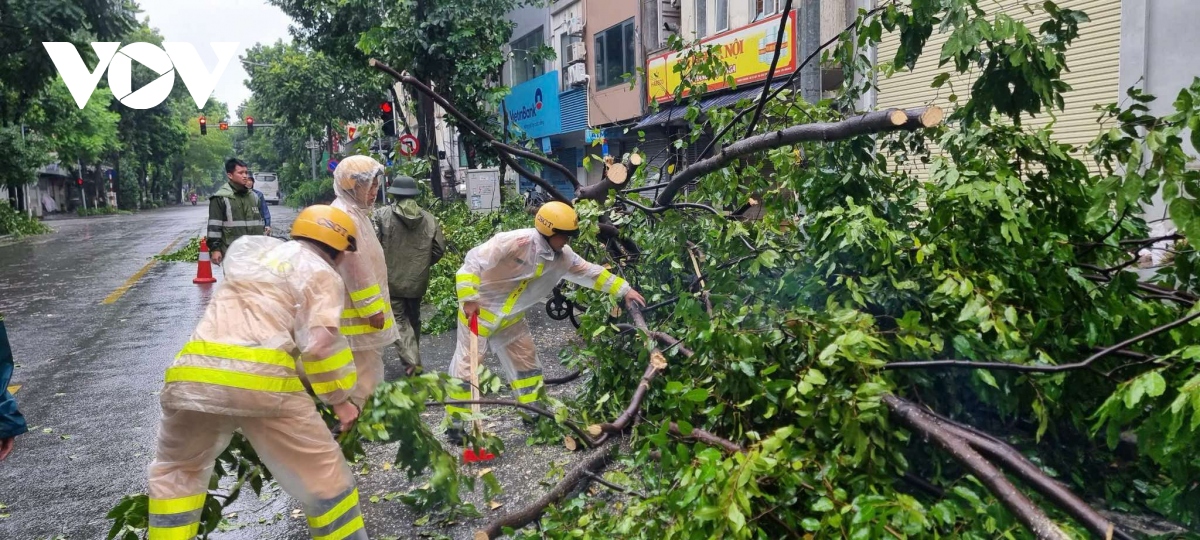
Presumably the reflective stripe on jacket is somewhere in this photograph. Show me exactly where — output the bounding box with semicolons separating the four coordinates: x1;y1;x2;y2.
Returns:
159;238;357;416
332;197;401;349
207;181;265;254
455;228;631;335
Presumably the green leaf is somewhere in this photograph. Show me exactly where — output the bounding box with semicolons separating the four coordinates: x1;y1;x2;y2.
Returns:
819;343;838;362
726;505;746;531
757;249;781;269
812;497;835;512
803;369;828;386
1145;371;1167;398
976;370;999;389
683;388;709;402
694;505;722;521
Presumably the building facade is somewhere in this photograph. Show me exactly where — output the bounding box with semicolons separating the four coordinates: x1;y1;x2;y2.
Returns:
501;1;590;198
872;0;1200;223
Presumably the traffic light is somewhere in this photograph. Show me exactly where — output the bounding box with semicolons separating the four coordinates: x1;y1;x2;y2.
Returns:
199;116;207;135
218;120;229;131
380;102;396;137
76;177;83;186
245;116;255;135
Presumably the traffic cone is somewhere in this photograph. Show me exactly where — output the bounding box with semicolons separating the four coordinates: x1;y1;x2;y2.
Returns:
193;237;217;284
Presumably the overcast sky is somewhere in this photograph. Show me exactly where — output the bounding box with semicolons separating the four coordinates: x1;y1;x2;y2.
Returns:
135;0;293;118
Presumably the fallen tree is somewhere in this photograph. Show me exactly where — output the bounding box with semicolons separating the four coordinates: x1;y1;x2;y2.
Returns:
361;0;1200;537
106;1;1200;538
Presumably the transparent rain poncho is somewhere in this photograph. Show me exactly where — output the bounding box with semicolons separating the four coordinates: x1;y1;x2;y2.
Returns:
331;155;401;351
158;236;358;417
150;237;367;539
447;229;630;405
332;156;400;404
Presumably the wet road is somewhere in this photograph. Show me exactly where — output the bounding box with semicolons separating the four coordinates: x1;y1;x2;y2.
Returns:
0;204;297;539
0;204;591;540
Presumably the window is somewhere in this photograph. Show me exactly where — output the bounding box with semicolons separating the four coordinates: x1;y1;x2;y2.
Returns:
560;32;581;88
594;19;636;90
511;27;545;85
695;0;707;38
753;0;778;20
716;0;728;32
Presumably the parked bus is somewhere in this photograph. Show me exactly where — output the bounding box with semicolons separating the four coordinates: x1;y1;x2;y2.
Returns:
253;172;280;204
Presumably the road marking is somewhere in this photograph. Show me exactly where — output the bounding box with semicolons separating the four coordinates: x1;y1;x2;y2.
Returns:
102;235;187;305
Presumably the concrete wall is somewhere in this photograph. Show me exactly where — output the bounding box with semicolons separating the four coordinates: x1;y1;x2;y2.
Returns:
551;1;585;91
586;0;642;125
1119;0;1200;223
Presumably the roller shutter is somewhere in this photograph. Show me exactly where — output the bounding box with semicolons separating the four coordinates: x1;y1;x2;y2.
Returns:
874;0;1122;177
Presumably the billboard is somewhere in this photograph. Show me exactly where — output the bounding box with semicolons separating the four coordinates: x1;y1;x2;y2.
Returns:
503;71;563;139
646;11;798;104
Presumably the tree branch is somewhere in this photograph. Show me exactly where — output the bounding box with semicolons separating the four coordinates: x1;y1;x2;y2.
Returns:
743;0;796;138
583;470;648;499
655;107;942;206
883;309;1200;372
668;422;743;454
946;425;1131;540
698;1;896;158
430;399;597;448
491;141;581;189
882;395;1071;540
368;59;572;202
474;438;617;539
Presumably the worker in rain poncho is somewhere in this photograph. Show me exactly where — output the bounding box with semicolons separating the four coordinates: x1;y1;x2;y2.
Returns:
447;201;646;444
331;155;402;406
147;205;367;540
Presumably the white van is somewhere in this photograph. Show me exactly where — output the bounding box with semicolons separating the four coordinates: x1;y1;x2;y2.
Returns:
254;172;281;204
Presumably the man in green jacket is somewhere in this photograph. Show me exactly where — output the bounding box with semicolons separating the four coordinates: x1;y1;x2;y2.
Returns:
373;176;445;374
208;158;266;265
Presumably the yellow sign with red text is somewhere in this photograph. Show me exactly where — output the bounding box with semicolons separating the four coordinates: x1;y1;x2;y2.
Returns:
647;11;798;104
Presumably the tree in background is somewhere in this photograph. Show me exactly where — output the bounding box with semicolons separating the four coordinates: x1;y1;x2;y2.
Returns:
178;99;234;197
241;41;385;205
270;0;548;197
0;0;135;193
111;21;190;208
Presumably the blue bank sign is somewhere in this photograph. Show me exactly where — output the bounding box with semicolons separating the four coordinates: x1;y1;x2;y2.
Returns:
503;71;562;139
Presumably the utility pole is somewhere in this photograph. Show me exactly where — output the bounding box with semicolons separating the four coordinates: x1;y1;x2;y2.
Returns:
306;137;319;180
800;0;821;104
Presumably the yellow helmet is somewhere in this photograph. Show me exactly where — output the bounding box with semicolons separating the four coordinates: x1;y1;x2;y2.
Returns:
292;205;358;252
534;201;579;237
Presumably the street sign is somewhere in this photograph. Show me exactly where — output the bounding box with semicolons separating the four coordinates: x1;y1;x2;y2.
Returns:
347;125;356;139
305;140;320;150
328;159;339;172
398;133;419;157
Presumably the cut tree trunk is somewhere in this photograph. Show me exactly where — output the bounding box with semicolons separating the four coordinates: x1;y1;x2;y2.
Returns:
654;107;943;206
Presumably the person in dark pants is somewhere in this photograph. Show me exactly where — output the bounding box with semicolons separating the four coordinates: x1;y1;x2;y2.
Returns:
372;177;445;375
0;314;28;461
248;175;272;236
